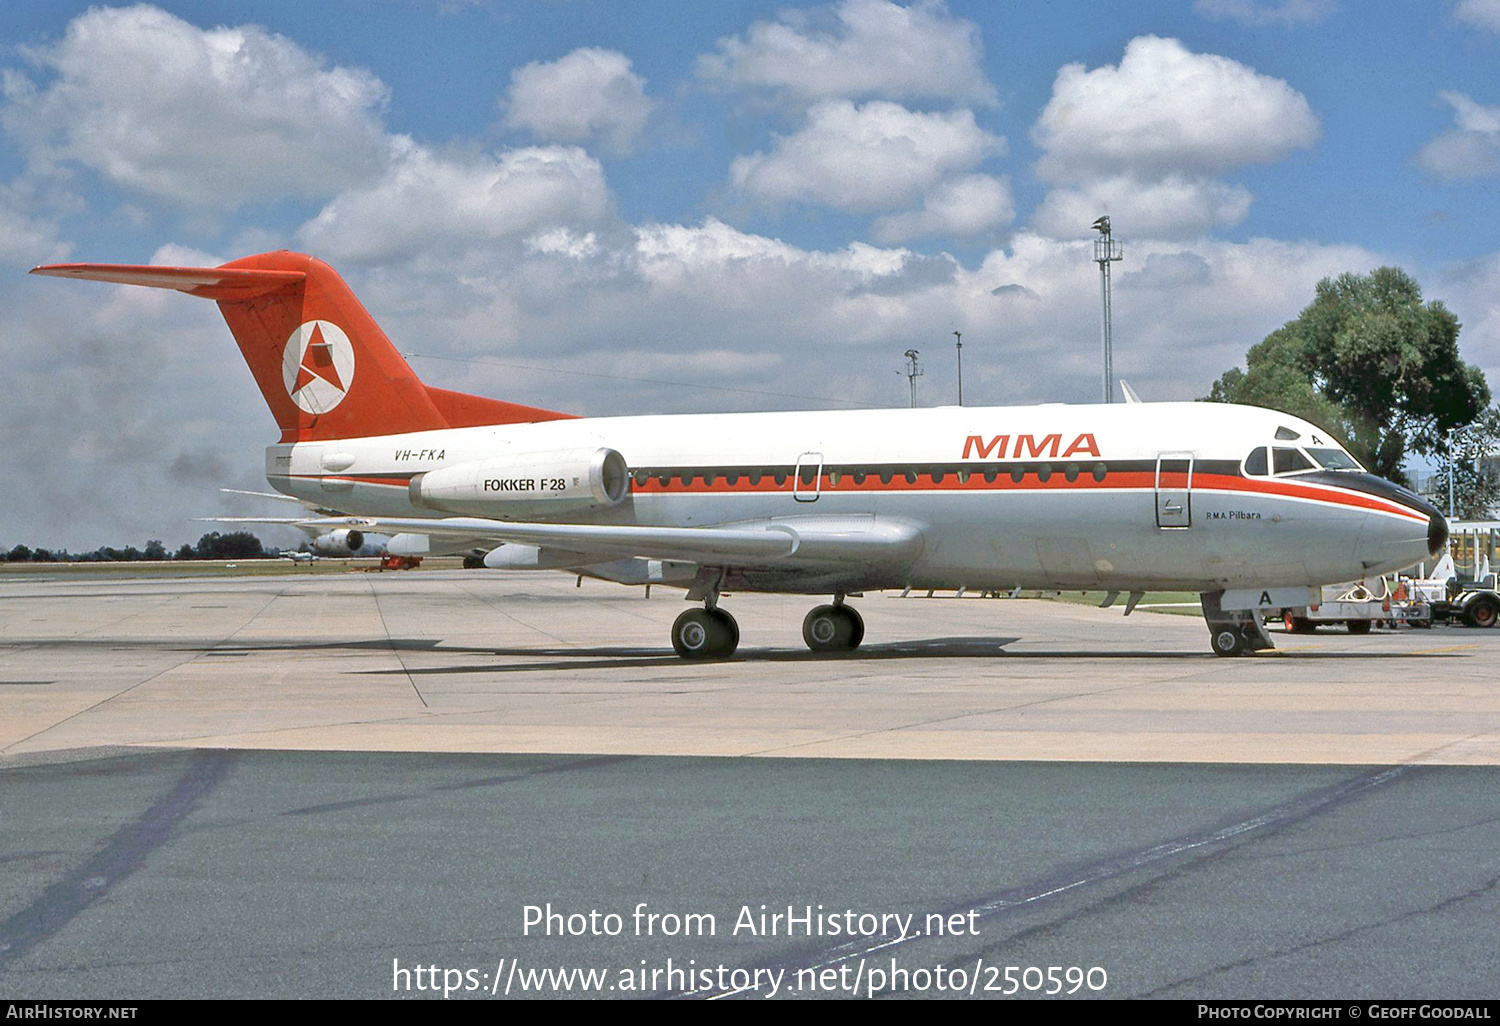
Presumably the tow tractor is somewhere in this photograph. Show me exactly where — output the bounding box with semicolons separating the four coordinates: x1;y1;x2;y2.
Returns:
1405;553;1500;628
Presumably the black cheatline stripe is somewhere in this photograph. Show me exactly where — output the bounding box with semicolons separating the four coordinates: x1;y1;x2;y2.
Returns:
0;750;234;967
676;764;1411;1000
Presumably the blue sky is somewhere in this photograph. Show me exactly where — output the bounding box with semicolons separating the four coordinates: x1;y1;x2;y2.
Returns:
2;0;1499;548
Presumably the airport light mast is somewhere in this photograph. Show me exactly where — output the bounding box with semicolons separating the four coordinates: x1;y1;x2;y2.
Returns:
902;349;923;408
1092;216;1123;404
954;331;963;406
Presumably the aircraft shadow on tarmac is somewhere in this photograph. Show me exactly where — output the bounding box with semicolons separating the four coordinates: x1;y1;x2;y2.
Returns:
1;635;1466;676
321;636;1464;674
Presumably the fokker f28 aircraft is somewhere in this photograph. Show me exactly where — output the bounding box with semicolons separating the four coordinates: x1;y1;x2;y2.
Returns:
31;252;1447;658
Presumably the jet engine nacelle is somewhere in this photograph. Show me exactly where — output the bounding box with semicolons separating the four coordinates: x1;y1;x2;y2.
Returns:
312;528;364;554
409;447;629;517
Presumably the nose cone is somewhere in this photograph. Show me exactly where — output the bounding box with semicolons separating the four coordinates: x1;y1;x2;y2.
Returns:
1429;510;1450;558
1300;470;1446;574
1334;473;1448;574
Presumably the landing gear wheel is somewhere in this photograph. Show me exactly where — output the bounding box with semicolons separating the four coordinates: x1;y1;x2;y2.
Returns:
1211;627;1246;657
1283;612;1315;633
802;604;863;654
672;608;739;660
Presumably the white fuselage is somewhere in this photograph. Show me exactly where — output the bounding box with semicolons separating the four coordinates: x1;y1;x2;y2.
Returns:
266;401;1439;594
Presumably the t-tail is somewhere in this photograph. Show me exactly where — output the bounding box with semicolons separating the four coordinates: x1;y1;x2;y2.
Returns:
29;251;573;442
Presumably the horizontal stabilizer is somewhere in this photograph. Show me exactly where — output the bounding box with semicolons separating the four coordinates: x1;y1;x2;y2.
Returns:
30;263;303;301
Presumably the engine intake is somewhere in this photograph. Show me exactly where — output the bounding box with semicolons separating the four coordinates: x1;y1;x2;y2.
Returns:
409;448;628;517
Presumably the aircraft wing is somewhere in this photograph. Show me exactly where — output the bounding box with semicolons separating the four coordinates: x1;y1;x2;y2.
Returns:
280;514;926;566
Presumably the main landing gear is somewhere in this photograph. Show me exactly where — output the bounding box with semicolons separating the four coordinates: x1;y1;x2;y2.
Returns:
802;598;864;654
668;591;866;660
671;607;740;659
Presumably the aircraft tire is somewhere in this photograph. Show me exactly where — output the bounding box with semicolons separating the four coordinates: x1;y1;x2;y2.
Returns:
672;608;738;659
1210;627;1245;657
844;606;865;650
803;605;859;653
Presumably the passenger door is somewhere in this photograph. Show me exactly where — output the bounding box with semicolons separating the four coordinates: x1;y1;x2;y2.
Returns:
793;451;823;502
1155;452;1193;528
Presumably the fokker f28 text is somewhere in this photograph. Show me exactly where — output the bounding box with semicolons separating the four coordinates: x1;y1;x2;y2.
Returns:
32;252;1447;658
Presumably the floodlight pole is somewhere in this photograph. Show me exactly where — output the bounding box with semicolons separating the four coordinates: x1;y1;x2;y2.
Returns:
1092;216;1123;404
954;331;963;406
1449;426;1458;519
903;349;923;408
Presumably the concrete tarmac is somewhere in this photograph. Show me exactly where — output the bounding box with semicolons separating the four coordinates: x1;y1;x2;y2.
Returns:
3;569;1499;999
3;570;1499;765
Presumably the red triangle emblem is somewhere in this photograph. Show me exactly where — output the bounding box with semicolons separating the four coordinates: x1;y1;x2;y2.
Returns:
295;323;344;393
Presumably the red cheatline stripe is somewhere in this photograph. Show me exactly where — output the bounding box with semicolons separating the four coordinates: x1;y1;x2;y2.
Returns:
288;471;1429;523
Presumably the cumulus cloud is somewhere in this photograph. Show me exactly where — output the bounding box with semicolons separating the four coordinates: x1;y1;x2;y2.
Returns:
730;100;1002;213
1031;174;1253;240
870;174;1014;243
0;181;69;267
1030;36;1318;239
1034;36;1318;180
1417;91;1500;179
0;4;390;209
1194;0;1338;26
298;138;612;263
1453;0;1500;35
502;47;655;154
696;0;996;105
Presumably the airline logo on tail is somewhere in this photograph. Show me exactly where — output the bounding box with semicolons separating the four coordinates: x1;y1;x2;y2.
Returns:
282;320;355;413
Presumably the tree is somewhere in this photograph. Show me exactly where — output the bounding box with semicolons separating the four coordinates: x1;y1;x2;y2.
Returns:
193;531;265;559
1206;267;1489;484
1432;408;1500;520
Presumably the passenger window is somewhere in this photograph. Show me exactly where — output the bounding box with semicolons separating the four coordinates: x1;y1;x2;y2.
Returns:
1064;463;1080;482
879;470;893;485
1011;466;1025;483
903;470;918;485
1273;447;1314;474
1245;447;1268;476
852;471;866;485
1092;463;1107;482
1036;465;1052;483
724;473;739;486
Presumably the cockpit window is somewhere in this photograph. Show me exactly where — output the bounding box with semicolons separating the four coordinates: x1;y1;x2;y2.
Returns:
1306;447;1361;471
1275;426;1301;441
1244;447;1268;476
1273;447;1315;474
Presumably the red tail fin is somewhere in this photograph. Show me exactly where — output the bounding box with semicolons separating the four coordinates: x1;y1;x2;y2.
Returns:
31;250;572;442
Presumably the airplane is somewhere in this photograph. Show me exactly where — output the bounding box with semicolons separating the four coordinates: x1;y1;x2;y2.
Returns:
279;549;319;564
207;488;391;557
30;251;1448;659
